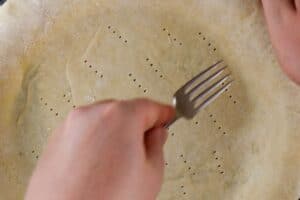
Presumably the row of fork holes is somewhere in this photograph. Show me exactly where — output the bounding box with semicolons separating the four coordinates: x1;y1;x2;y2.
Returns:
198;32;217;52
63;94;76;108
107;26;128;43
40;97;59;116
180;153;224;175
180;185;187;196
217;82;237;104
128;73;147;93
168;124;225;174
166;153;223;175
197;32;238;105
106;27;237;103
209;114;227;135
18;151;39;159
165;153;224;175
165;155;196;176
194;114;227;135
145;58;163;78
163;31;229;181
222;83;237;104
84;60;104;78
40;94;76;117
163;29;236;104
36;94;76;160
162;28;182;46
213;150;225;174
31;150;39;159
207;111;225;174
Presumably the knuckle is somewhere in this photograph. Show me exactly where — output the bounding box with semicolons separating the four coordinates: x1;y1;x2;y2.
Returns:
133;98;151;105
100;101;123;119
67;107;87;121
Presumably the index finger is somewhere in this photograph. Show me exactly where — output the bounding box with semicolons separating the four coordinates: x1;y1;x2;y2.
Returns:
261;0;296;17
128;98;175;130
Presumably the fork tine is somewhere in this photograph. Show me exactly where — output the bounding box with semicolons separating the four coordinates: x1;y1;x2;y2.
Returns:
183;60;223;91
186;65;227;96
194;80;233;112
191;73;231;103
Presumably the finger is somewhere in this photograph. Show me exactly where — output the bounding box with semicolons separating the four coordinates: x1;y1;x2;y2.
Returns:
145;128;167;165
261;0;295;17
77;99;117;113
87;99;116;108
129;98;175;130
296;0;300;10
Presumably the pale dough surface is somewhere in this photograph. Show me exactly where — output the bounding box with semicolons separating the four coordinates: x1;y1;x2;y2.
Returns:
0;0;300;199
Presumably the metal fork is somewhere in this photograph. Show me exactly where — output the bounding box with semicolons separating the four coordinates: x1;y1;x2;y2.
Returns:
166;60;233;128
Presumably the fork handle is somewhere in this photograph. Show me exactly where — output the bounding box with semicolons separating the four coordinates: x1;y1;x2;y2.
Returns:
164;98;180;128
164;115;180;129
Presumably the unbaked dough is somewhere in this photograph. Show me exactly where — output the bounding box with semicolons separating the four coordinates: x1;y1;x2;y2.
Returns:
0;0;300;199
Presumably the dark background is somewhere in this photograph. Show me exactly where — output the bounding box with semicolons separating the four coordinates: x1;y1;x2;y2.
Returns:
0;0;6;6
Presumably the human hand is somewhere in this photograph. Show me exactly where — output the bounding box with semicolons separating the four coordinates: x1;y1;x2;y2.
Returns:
25;99;175;200
261;0;300;84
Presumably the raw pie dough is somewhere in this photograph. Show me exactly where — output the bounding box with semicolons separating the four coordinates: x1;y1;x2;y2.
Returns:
1;0;300;199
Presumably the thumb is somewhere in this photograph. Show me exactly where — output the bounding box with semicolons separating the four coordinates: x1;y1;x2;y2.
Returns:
261;0;295;16
145;128;168;165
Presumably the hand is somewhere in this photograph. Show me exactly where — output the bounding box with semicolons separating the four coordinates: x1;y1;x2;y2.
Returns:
261;0;300;84
25;99;175;200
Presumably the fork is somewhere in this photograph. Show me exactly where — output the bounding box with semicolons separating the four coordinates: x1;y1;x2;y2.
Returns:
166;60;233;128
